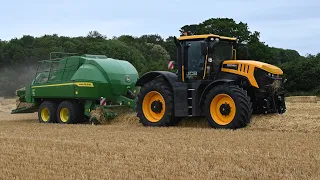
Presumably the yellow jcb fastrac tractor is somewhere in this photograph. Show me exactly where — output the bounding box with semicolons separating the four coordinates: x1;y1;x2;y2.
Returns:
135;33;286;129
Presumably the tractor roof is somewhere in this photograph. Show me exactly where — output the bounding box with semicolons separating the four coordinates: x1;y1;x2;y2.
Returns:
178;34;237;41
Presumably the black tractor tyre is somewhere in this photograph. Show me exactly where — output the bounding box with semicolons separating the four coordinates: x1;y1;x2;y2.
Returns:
136;78;178;127
56;101;82;124
203;84;252;129
38;101;58;123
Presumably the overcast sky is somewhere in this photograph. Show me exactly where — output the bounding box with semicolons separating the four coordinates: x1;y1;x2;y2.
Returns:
0;0;318;56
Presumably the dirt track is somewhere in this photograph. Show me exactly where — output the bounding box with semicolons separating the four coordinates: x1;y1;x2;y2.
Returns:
0;98;319;179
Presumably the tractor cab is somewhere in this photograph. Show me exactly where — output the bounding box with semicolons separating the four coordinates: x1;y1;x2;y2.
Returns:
174;33;246;82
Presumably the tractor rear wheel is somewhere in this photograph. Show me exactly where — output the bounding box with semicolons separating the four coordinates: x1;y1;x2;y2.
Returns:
136;78;177;126
56;101;81;124
204;84;252;129
38;101;58;123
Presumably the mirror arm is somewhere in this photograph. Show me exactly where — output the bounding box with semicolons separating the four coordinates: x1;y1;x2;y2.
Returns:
173;36;180;47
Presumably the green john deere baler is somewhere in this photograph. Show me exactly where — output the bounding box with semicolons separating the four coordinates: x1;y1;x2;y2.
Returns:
12;54;139;124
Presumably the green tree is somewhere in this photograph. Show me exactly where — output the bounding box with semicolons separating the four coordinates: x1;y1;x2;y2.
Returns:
138;34;164;45
87;31;107;39
163;36;177;62
117;35;137;45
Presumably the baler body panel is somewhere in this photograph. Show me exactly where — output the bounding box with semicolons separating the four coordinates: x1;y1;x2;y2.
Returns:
71;57;139;99
31;83;76;99
28;56;138;100
71;63;108;83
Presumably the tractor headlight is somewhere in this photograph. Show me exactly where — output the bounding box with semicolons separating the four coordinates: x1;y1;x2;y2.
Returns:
266;72;282;79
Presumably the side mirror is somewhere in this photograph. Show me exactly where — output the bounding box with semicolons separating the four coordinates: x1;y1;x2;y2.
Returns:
201;41;207;56
173;36;179;47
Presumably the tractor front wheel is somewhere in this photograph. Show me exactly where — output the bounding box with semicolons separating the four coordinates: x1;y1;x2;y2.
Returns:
136;78;177;126
204;84;252;129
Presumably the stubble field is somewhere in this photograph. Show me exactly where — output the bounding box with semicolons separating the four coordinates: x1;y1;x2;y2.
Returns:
0;97;319;179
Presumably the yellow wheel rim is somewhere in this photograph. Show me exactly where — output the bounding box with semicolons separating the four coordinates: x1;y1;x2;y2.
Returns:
210;94;236;125
41;107;50;122
60;108;69;123
142;91;166;122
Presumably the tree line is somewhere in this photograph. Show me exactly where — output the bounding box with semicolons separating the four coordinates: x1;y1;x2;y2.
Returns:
0;18;319;97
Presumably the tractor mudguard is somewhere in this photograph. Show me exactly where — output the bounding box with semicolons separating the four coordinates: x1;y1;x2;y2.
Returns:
136;71;177;87
199;79;236;106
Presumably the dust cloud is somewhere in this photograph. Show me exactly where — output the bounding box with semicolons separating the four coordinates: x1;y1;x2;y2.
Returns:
0;64;37;97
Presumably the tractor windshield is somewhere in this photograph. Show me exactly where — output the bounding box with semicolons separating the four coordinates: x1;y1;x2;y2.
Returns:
213;41;233;61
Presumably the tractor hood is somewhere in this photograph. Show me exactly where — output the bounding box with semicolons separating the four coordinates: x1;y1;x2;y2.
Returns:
223;60;283;75
221;60;284;88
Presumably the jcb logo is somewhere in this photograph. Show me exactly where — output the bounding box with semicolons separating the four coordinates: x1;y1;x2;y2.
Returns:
187;71;197;76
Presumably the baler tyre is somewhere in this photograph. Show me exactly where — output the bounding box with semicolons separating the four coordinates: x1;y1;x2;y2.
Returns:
38;101;58;123
56;101;81;124
136;79;177;127
203;84;252;129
